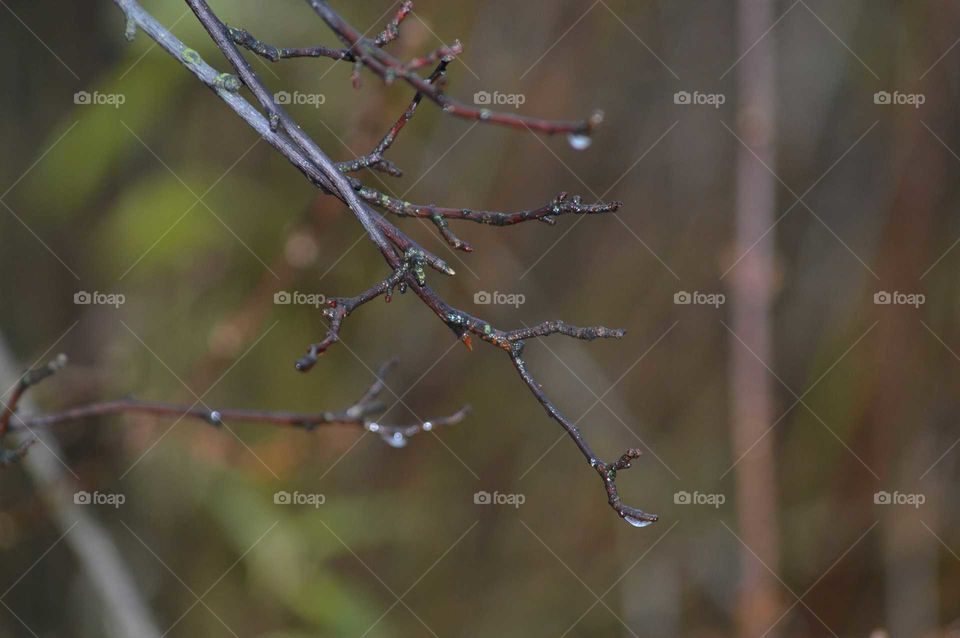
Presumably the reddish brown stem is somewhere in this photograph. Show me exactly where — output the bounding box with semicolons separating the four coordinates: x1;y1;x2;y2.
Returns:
305;0;601;135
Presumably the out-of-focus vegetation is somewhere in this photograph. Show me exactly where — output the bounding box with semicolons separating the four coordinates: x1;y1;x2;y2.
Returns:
2;1;960;636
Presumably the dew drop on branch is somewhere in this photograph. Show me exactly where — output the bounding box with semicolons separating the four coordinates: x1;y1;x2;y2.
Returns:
623;515;654;528
382;431;408;448
567;133;592;151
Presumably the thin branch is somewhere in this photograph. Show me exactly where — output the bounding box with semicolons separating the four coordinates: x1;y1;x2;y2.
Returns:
510;345;657;526
4;357;468;452
400;40;463;73
227;26;354;62
228;1;416;70
0;353;66;440
337;60;449;178
222;0;596;135
305;0;602;135
356;189;621;228
373;0;413;47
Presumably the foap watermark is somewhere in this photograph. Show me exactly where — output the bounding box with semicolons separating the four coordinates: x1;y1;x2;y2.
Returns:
474;290;525;308
74;90;126;108
874;90;925;109
74;490;126;508
674;490;726;508
274;91;326;108
273;490;326;508
674;90;726;108
674;290;725;308
474;490;525;508
74;290;126;308
874;490;925;508
873;290;924;308
274;290;326;307
473;90;526;109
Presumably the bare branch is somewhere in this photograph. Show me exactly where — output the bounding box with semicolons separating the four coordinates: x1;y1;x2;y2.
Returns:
105;0;658;526
510;346;657;527
5;357;468;451
0;353;67;441
304;0;603;135
227;26;354;62
356;189;621;230
373;0;413;47
337;60;449;178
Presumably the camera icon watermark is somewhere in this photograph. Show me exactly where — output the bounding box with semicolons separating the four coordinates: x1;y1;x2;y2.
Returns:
74;490;126;508
874;90;925;109
674;290;725;308
874;490;925;508
274;290;326;307
473;490;525;508
674;490;726;508
74;290;126;308
673;90;726;108
473;90;526;109
273;490;326;508
74;90;126;108
274;91;326;108
473;290;525;308
873;291;924;308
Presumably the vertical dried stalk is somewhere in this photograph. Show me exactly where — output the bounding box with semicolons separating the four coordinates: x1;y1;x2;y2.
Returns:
730;0;781;635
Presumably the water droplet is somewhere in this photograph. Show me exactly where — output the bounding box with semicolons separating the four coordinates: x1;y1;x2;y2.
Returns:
295;355;316;372
623;515;654;528
366;422;380;433
567;133;592;151
208;410;222;426
422;421;433;431
382;431;407;448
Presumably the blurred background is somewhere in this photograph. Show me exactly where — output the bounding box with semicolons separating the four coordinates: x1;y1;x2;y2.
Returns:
2;0;959;636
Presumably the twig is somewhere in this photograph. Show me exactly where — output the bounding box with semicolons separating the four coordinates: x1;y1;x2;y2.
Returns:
337;60;449;178
0;354;66;442
4;357;468;451
510;345;657;526
227;26;354;62
304;0;601;135
355;189;621;229
373;0;413;47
